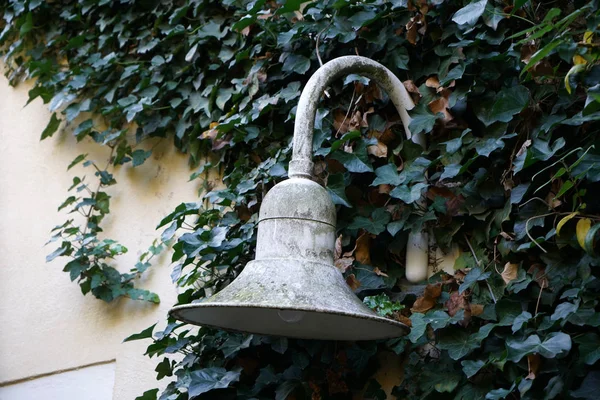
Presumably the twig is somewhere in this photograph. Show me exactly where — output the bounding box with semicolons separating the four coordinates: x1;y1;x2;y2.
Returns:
525;214;554;253
315;17;334;98
519;196;551;209
334;87;357;138
486;281;497;304
535;280;545;315
493;236;501;274
463;233;481;266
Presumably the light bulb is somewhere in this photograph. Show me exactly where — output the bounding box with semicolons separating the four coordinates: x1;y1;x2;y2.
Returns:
278;310;305;323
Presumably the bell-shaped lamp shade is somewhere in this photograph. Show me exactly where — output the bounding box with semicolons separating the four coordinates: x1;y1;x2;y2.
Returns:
170;56;412;340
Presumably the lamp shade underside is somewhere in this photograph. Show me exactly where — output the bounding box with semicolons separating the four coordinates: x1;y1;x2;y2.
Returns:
170;259;409;341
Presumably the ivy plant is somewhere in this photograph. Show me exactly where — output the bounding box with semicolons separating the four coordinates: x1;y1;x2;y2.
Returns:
2;0;600;399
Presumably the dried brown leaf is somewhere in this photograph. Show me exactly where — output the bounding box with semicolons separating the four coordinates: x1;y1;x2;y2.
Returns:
395;313;412;327
364;82;383;103
367;141;388;158
501;262;519;285
346;274;360;291
425;76;440;89
527;264;548;289
445;291;468;317
516;139;532;157
326;369;348;394
334;235;343;259
355;233;372;265
411;284;442;313
520;44;537;64
428;93;453;122
378;184;392;194
403;80;420;95
406;18;418;45
527;354;541;380
335;258;354;273
470;304;484;316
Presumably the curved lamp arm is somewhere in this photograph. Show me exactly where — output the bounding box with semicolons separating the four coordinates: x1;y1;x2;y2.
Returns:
288;55;429;283
288;56;424;179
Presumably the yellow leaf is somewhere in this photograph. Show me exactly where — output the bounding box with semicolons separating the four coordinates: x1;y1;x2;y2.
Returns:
565;64;586;94
577;218;592;249
556;212;578;236
584;31;593;44
573;55;587;65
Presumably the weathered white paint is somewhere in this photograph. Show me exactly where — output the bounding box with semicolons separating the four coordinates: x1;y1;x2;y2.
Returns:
0;362;116;400
0;70;205;398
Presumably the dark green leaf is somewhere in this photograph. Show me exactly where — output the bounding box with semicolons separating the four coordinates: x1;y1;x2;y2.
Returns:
372;164;403;186
474;86;529;126
134;389;158;400
459;267;491;294
347;209;391;235
461;359;485;378
389;183;428;204
40;113;61;140
437;328;480;360
571;371;600;399
452;0;487;26
132;149;152;167
326;173;351;207
188;368;241;397
574;333;600;365
123;324;156;342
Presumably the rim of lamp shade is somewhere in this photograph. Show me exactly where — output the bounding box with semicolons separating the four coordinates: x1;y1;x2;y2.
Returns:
170;303;409;341
170;257;409;341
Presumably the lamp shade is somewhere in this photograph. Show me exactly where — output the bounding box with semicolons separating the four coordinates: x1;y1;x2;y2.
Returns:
170;178;409;340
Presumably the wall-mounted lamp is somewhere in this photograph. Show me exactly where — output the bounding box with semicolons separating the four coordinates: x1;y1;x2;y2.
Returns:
170;56;436;340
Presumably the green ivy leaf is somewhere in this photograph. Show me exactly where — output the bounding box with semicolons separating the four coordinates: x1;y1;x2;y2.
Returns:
371;164;403;186
134;389;158;400
123;323;157;342
550;302;578;321
461;359;485;378
437;328;480;360
40;112;62;141
221;334;253;358
188;368;241;397
326;173;351;207
330;141;373;173
282;54;310;75
571;371;600;399
408;105;438;135
574;333;600;365
459;267;491;294
347;209;391;235
389;183;428;204
474;86;529;127
19;12;33;34
408;313;427;343
275;380;299;400
512;311;532;333
132;149;152;167
506;332;571;362
452;0;487;26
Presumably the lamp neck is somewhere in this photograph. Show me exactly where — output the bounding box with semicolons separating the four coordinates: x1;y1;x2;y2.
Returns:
288;56;420;179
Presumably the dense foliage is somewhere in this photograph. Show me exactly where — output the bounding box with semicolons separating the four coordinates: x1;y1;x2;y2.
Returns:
3;0;600;398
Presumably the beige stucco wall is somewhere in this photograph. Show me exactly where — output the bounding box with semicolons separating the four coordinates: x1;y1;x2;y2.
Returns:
0;71;202;398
